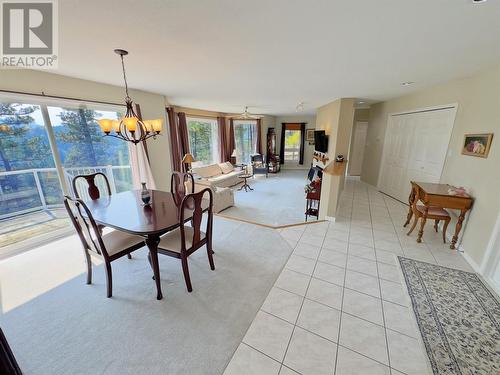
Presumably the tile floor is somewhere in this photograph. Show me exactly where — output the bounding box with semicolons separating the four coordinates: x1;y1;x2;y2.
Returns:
223;178;474;375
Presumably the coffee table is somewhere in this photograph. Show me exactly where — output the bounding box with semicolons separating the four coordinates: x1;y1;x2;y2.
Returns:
238;174;254;192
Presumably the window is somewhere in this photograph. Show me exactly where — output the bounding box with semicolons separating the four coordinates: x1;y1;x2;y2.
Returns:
284;129;301;162
186;117;219;166
233;120;257;164
47;106;132;193
0;97;131;251
0;103;56;218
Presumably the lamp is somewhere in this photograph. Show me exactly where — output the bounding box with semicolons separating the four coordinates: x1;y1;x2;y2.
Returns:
97;49;162;145
182;153;195;172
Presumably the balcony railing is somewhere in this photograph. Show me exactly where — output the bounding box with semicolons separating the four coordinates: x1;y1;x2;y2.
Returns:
0;165;132;220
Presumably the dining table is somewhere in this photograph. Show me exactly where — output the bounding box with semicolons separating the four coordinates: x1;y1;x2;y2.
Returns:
85;189;204;300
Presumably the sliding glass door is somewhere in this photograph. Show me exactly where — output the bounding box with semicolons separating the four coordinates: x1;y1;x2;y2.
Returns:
0;96;130;253
0;103;57;218
47;106;132;193
233;120;257;164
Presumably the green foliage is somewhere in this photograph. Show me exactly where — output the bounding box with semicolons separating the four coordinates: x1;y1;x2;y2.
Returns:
0;103;132;216
187;120;213;164
234;122;256;163
0;103;39;171
56;108;129;168
285;130;301;148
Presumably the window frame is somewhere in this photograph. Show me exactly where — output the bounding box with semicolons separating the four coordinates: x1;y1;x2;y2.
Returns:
185;116;220;167
0;92;130;217
233;119;258;164
283;129;301;163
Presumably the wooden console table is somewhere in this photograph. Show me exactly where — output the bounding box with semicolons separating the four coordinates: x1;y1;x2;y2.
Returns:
403;182;473;249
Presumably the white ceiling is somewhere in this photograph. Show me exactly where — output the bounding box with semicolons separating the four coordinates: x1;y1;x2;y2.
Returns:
57;0;500;115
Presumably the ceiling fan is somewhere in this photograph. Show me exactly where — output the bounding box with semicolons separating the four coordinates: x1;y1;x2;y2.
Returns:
231;106;263;119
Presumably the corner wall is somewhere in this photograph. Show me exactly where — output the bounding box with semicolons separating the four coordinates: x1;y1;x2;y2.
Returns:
316;98;355;219
361;64;500;268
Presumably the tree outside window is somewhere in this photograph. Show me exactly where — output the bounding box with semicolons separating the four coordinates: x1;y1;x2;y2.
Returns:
186;117;219;166
0;101;132;218
233;120;257;164
284;129;301;162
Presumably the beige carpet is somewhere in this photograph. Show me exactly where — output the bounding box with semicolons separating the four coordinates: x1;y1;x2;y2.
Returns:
221;169;310;227
0;217;293;375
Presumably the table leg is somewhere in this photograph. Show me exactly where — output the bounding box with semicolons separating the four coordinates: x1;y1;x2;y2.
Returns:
451;209;467;250
404;189;415;227
146;235;163;300
417;206;428;243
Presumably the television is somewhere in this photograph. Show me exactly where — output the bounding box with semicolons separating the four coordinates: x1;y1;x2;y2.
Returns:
314;130;329;153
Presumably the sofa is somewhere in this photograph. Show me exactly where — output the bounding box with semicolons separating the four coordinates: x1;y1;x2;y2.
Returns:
191;162;244;189
189;162;242;213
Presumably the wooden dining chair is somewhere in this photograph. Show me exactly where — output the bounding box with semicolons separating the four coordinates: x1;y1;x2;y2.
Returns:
71;172;133;259
0;328;22;375
156;188;215;292
406;182;451;243
170;171;194;205
64;196;145;298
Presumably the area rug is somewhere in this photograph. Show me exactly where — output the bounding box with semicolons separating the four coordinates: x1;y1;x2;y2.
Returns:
398;257;500;375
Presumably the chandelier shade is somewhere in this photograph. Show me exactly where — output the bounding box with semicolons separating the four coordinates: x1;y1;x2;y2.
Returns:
97;49;162;145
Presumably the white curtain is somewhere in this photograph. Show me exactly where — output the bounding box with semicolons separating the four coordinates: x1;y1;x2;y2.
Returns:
128;142;156;190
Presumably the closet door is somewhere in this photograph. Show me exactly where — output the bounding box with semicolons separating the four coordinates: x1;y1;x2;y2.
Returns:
379;107;456;203
379;114;415;200
406;108;455;187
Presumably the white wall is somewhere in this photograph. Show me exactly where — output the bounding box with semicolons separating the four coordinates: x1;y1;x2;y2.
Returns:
0;69;172;190
361;64;500;269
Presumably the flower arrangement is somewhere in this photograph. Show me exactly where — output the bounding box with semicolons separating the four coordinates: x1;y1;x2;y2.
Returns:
447;186;467;196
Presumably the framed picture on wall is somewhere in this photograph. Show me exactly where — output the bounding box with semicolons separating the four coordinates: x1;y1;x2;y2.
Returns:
462;133;493;158
306;129;315;144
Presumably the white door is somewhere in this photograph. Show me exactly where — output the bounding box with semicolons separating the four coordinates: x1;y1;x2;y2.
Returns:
349;122;368;176
379;107;456;202
379;115;415;200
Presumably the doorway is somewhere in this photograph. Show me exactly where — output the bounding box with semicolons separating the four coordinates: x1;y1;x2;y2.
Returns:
348;121;368;176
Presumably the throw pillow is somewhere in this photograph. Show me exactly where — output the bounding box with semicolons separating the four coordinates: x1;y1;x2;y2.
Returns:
219;162;234;174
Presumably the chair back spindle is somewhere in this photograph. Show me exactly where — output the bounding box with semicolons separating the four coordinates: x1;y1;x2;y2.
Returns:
72;172;112;201
410;181;420;212
64;196;109;258
170;171;194;206
179;188;213;252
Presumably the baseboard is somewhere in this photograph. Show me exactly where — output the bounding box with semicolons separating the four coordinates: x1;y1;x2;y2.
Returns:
441;226;484;276
325;216;336;222
439;223;500;296
461;251;481;274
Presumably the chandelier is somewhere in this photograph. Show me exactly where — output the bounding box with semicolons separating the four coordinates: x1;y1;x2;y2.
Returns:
97;49;162;145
